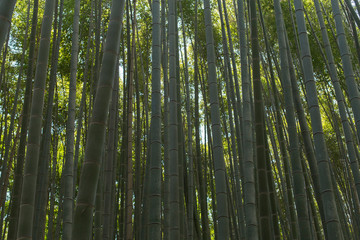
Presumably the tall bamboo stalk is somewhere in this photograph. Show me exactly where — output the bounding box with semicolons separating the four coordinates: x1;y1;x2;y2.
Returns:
293;0;343;238
273;0;312;238
168;0;180;238
203;0;230;238
146;0;162;237
16;0;55;237
71;0;125;238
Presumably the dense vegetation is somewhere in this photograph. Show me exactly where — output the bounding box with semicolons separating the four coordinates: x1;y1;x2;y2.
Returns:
0;0;360;239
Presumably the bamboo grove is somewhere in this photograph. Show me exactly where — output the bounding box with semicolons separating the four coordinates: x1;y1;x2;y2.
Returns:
1;0;360;239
